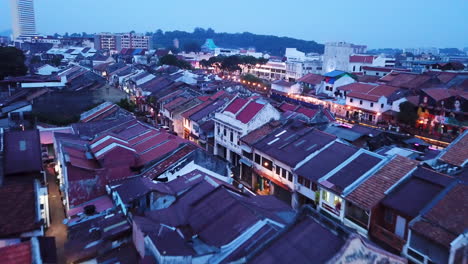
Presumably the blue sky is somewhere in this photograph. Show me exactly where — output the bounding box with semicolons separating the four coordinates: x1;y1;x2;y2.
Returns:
1;0;467;49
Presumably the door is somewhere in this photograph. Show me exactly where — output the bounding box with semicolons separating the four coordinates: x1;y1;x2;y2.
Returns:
395;215;406;238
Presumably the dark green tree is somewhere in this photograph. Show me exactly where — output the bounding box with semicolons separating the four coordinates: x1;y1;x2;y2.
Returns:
0;47;28;80
116;98;136;112
158;54;192;69
50;55;64;67
397;101;419;126
183;41;201;53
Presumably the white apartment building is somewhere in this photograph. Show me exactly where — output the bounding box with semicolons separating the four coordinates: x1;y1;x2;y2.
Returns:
94;33;117;50
349;55;395;73
323;42;367;73
250;61;287;80
116;33;151;50
285;48;323;81
338;83;406;123
11;0;37;39
95;32;151;51
214;97;281;165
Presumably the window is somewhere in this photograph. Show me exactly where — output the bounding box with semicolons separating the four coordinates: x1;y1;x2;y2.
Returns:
230;131;234;142
281;167;287;179
275;166;281;175
262;157;273;171
350;98;353;103
311;182;318;191
322;190;330;203
304;178;311;188
353;66;356;72
407;248;425;263
384;208;393;224
376;72;379;76
223;128;227;136
370;102;374;107
381;103;384;108
287;171;293;182
254;153;261;164
360;100;363;105
298;176;304;185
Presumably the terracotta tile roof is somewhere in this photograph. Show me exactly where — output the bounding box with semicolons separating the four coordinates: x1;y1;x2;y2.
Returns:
0;241;32;264
338;82;376;92
297;73;323;85
181;100;211;119
279;103;297;112
362;66;411;72
411;183;468;248
224;98;248;114
439;130;468;167
346;84;400;102
0;178;40;237
141;144;198;179
357;75;381;83
296;107;319;118
240;121;283;146
346;155;419;210
423;88;468;102
237;101;265;124
349;55;375;63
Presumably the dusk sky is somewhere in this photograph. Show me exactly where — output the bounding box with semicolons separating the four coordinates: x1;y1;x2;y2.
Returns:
1;0;467;49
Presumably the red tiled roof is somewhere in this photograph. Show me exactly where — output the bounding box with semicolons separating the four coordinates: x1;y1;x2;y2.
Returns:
297;73;323;85
346;155;419;210
236;101;264;124
439;131;468;167
346;84;399;102
423;88;468;102
141;144;198;179
240;121;282;146
406;95;419;106
0;241;32;264
224;98;248;114
338;83;376;93
357;75;381;83
411;183;468;248
0;178;40;236
279;103;297;112
296;107;319;118
350;55;375;63
163;97;190;111
362;66;410;72
181;100;211;119
347;92;380;102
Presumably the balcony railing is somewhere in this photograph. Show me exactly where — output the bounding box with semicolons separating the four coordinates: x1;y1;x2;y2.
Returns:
370;224;406;252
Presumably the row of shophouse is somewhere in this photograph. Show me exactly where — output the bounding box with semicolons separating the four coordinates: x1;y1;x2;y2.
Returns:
275;66;468;138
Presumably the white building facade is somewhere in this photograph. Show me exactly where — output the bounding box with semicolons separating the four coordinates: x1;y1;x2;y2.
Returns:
11;0;37;39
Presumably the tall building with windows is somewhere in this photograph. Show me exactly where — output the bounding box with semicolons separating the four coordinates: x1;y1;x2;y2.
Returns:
11;0;37;40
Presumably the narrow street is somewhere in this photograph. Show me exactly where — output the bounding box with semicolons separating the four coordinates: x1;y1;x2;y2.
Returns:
45;166;67;264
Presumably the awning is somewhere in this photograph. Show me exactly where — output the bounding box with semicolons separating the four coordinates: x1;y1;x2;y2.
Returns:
240;158;253;167
254;168;292;192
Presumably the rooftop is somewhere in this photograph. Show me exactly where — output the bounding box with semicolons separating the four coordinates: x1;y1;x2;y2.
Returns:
252;120;336;167
295;141;358;182
438;130;468;167
4;130;42;176
381;167;454;217
346;155;419;210
0;178;40;237
410;182;468;248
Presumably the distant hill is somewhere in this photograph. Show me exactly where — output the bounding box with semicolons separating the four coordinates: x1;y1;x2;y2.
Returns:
152;28;324;56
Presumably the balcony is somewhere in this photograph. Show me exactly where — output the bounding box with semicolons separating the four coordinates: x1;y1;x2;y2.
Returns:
370;224;406;252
